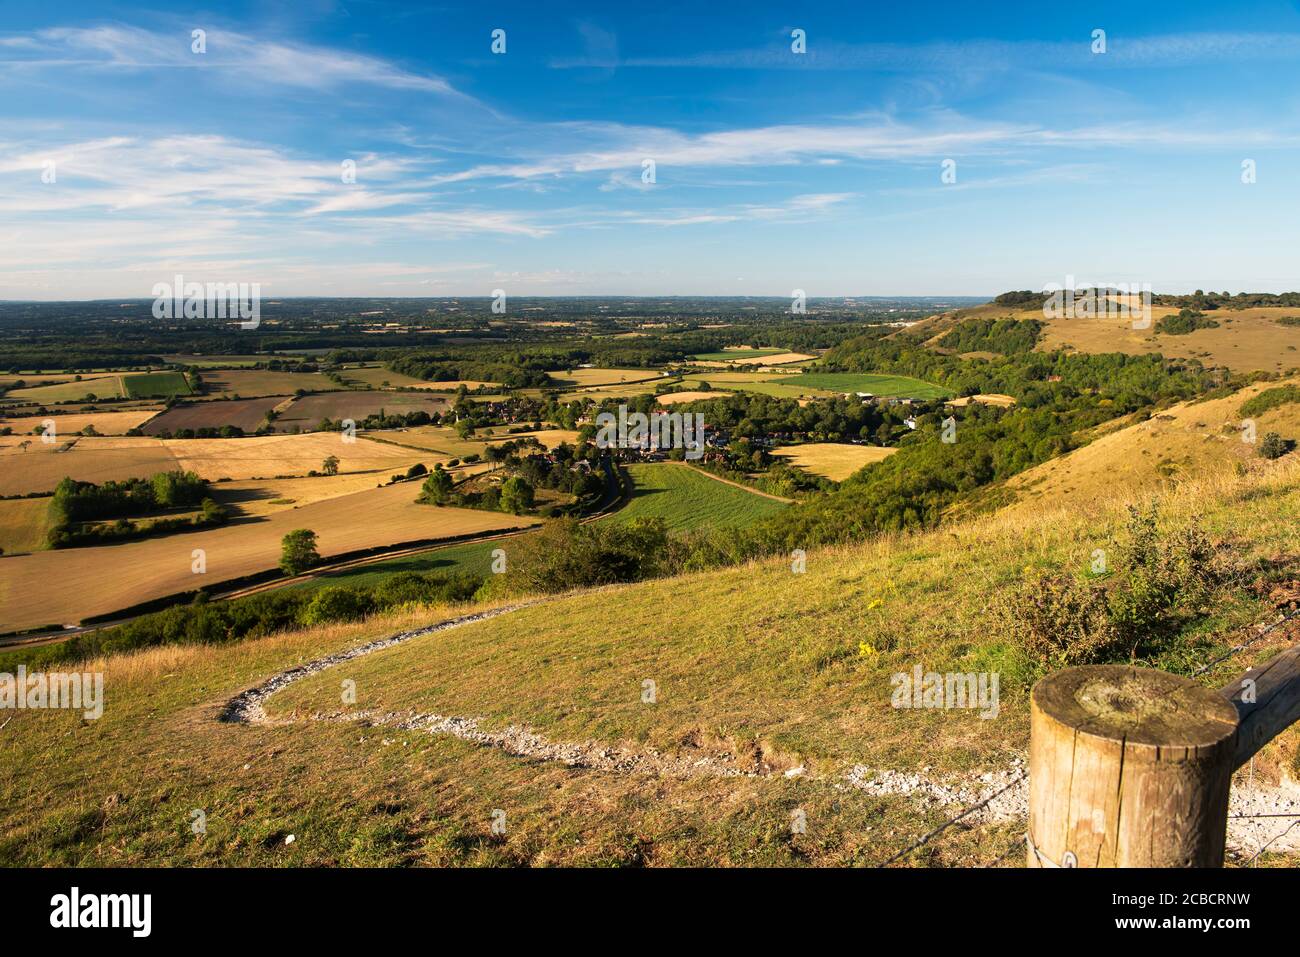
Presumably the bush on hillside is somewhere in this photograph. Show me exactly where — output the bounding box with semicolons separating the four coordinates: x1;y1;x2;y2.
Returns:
993;503;1230;669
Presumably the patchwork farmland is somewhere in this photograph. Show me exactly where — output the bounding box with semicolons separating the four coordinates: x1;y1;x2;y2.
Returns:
0;482;538;632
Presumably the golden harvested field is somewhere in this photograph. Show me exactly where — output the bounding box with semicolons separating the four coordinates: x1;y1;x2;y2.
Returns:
362;427;480;458
771;443;898;481
0;436;182;496
483;429;580;450
1033;306;1300;373
547;368;664;388
0;498;51;555
998;376;1300;519
5;376;129;402
0;432;430;496
726;351;816;366
946;394;1017;408
656;391;718;405
167;433;426;480
0;409;161;436
0;371;123;387
0;482;539;631
199;369;335;396
213;471;440;518
272;391;449;432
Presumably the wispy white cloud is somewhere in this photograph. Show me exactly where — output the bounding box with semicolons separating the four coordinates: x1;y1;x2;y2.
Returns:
0;24;460;94
551;31;1300;72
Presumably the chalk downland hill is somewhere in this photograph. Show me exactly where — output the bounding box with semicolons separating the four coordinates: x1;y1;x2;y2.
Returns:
2;450;1298;867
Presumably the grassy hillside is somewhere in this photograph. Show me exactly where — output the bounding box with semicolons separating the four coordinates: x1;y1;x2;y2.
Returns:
994;376;1300;519
2;459;1297;867
604;463;788;532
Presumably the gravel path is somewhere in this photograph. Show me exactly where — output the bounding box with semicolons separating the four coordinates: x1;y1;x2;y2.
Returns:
219;603;763;779
844;761;1300;858
220;607;1300;860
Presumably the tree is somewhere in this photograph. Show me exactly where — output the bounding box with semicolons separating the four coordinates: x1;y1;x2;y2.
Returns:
280;529;320;576
499;476;535;514
420;466;454;504
321;455;340;476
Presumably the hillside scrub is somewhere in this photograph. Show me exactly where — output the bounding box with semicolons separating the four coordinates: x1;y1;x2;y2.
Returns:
992;502;1238;670
1155;308;1221;335
1240;384;1300;419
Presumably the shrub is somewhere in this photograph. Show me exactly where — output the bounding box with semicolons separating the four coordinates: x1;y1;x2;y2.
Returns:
993;504;1228;669
299;586;376;627
492;517;669;595
1258;431;1292;460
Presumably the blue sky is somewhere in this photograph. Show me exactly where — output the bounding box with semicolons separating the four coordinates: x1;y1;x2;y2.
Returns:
2;0;1300;299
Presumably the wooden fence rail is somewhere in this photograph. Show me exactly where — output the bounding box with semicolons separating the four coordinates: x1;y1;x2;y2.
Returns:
1027;640;1300;868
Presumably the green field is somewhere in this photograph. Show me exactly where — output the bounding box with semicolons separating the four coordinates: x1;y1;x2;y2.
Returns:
287;538;509;591
123;371;193;398
605;463;787;532
773;372;953;399
691;348;786;362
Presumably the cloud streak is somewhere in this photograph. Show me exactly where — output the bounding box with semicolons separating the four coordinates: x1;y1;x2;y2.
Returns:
0;24;459;94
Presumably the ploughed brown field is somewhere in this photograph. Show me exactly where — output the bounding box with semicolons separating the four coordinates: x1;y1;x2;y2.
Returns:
141;397;283;435
198;369;336;396
0;482;538;632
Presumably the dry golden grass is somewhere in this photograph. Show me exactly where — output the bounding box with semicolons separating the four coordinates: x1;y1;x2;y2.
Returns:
771;443;898;481
0;497;51;554
0;409;161;436
0;482;538;631
1038;305;1300;373
998;376;1300;519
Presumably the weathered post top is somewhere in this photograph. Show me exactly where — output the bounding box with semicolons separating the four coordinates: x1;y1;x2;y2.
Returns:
1028;664;1239;868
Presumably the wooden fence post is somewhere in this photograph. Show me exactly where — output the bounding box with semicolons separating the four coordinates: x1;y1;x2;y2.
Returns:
1027;664;1239;868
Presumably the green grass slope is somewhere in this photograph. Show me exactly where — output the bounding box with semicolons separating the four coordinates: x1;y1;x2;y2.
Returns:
604;463;787;532
2;460;1298;867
